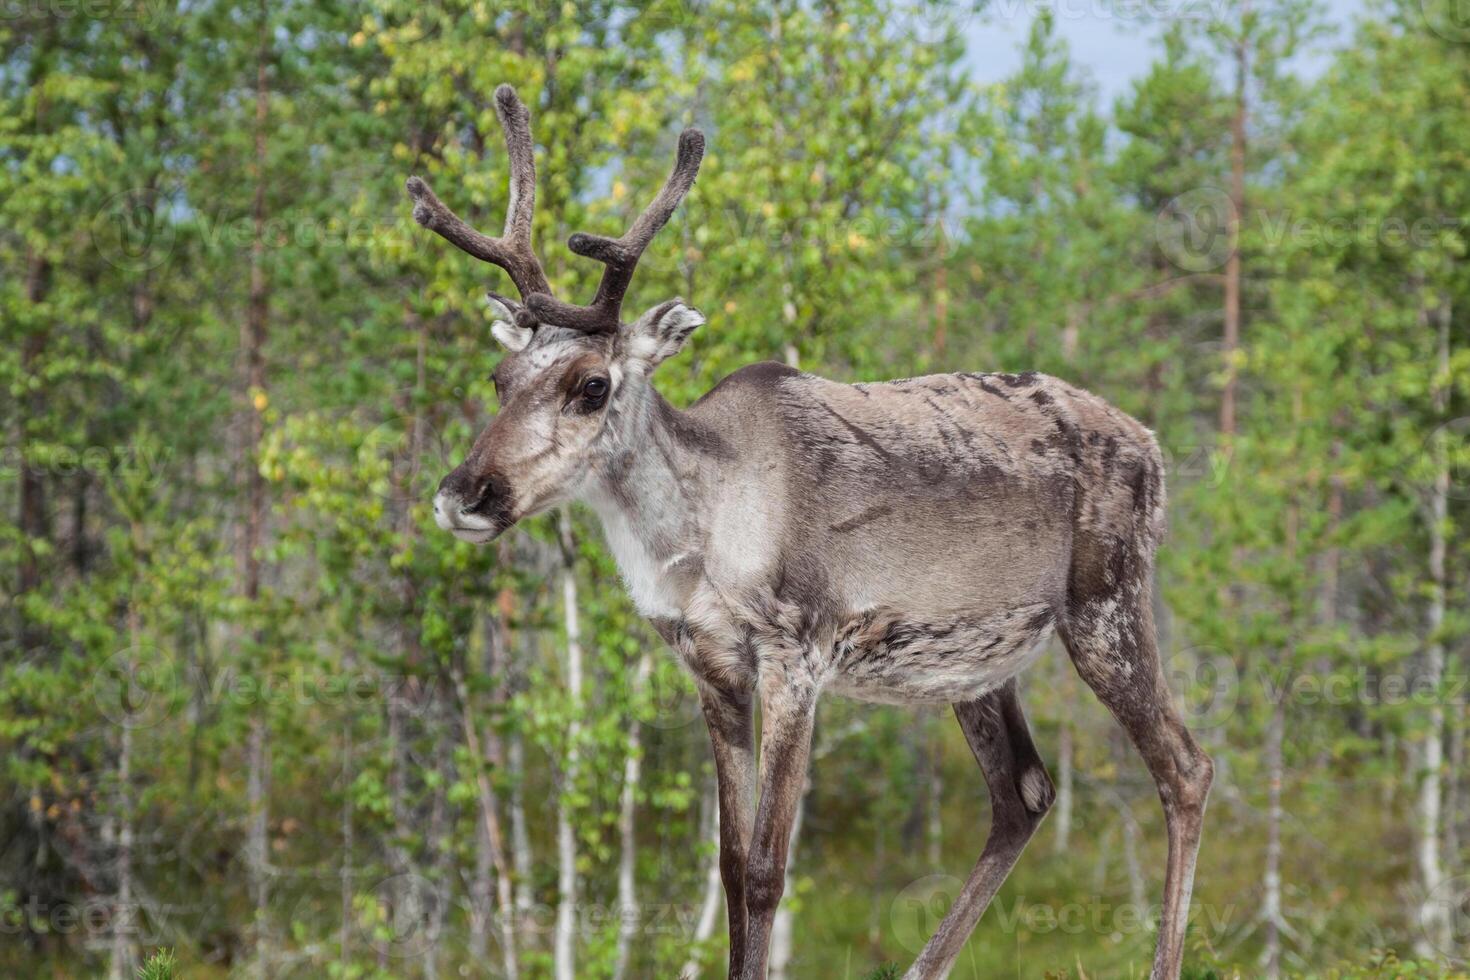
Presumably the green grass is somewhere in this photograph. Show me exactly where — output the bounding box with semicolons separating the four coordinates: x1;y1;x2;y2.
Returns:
137;949;177;980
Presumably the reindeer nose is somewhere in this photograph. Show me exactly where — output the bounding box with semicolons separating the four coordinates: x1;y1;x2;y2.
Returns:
433;467;512;534
436;467;476;505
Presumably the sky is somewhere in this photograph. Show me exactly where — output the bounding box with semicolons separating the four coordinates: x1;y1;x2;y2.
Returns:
961;0;1372;106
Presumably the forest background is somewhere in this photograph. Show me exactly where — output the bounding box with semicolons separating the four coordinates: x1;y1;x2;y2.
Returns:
3;0;1469;976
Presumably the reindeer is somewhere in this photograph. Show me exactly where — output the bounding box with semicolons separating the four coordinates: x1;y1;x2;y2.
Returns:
409;85;1214;980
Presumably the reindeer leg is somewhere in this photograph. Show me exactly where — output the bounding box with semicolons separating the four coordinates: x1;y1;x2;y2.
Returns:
698;682;757;980
904;678;1054;980
1059;586;1213;980
737;668;818;980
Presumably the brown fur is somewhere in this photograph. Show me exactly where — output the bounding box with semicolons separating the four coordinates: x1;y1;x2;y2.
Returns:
414;85;1207;980
433;350;1209;980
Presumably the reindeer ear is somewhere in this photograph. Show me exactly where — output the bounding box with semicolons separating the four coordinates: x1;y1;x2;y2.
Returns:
487;292;533;352
624;299;704;367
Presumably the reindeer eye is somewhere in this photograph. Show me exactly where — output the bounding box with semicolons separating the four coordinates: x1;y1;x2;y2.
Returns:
581;377;609;403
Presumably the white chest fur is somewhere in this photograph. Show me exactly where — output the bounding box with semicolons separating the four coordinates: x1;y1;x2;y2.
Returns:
584;489;687;620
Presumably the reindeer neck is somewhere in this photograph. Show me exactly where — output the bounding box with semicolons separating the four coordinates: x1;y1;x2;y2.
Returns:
578;384;723;615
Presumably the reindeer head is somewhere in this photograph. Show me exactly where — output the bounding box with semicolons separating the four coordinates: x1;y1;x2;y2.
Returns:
409;85;705;543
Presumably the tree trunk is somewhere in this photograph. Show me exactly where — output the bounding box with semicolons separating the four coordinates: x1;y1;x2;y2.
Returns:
108;719;135;980
680;775;725;980
1220;5;1248;440
473;600;514;960
613;653;653;980
1263;399;1307;978
453;667;520;979
768;776;810;980
385;686;411;876
929;185;949;358
1110;791;1145;911
926;716;944;869
555;507;584;980
17;252;51;626
510;730;535;919
241;4;273;971
107;567;143;980
339;707;354;966
1446;703;1464;876
1261;696;1285;979
1415;296;1451;956
1054;664;1075;854
424;722;452;980
1320;438;1344;626
1053;719;1074;855
471;794;493;960
382;313;430;966
245;718;270;974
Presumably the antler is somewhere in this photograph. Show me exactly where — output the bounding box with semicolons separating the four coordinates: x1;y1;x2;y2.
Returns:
525;128;706;334
405;84;551;304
